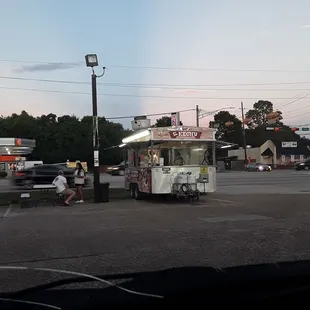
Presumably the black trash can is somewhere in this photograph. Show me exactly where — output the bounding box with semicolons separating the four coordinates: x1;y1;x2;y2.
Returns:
224;159;232;170
96;182;110;203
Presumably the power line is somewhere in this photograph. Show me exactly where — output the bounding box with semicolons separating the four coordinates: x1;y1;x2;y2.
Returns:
4;75;310;90
2;58;310;73
274;90;308;108
105;108;195;120
4;74;310;92
286;102;310;114
284;109;310;120
275;91;310;109
1;85;310;100
104;65;310;73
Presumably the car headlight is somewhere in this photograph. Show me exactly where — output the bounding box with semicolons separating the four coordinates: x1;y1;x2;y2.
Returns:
258;165;263;170
300;163;305;165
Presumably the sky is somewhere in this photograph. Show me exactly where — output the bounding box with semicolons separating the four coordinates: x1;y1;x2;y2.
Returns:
1;0;310;129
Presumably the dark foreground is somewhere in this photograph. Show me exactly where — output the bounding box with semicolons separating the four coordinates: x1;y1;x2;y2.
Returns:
0;193;309;292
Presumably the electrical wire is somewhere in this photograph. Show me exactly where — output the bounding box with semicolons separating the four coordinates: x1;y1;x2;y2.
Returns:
284;109;310;120
0;85;309;100
286;103;310;114
3;75;310;89
276;91;310;108
105;108;195;120
3;75;310;92
275;90;309;108
2;58;310;73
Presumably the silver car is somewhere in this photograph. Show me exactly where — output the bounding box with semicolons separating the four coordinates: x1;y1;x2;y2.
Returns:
246;163;272;172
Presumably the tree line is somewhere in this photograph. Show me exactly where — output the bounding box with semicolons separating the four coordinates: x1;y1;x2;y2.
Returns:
211;100;309;149
1;102;307;166
0;111;132;166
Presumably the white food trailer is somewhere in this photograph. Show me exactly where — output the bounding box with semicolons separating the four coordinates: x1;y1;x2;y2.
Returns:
121;125;218;201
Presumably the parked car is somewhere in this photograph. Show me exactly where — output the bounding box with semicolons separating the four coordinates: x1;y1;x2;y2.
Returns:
12;164;88;189
294;159;310;170
246;163;272;172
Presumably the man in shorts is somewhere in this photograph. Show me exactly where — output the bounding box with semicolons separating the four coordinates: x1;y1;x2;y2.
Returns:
52;170;75;206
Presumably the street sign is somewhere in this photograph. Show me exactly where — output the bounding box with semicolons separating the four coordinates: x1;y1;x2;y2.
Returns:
302;127;310;131
282;141;297;148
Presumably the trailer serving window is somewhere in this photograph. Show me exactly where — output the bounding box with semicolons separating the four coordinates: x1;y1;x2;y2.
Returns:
150;141;214;166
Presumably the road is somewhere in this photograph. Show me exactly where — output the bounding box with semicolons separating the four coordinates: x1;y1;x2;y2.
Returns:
2;169;310;194
1;193;310;293
91;170;310;194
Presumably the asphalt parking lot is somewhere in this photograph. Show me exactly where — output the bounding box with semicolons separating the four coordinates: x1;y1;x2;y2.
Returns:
1;192;310;292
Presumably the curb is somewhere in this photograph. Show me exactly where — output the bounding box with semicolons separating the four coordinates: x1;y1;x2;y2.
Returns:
0;187;129;206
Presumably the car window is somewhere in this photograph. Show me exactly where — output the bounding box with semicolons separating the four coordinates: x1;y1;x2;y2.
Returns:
35;165;58;175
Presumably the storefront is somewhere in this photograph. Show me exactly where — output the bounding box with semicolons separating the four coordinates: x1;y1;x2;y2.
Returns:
0;138;36;175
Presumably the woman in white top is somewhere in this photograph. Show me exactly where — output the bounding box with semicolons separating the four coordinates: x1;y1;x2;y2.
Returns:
74;162;86;203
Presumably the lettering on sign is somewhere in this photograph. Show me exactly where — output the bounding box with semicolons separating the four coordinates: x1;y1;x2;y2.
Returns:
169;131;202;139
282;141;297;148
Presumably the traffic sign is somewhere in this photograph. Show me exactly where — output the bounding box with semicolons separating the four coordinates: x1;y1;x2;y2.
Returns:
302;127;310;131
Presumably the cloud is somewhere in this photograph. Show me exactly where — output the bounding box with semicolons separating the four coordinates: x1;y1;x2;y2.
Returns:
14;62;81;73
301;25;310;29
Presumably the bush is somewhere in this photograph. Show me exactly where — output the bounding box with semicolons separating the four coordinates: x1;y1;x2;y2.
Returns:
0;171;8;178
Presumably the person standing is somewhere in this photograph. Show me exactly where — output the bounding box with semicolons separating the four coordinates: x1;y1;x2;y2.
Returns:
74;162;86;203
52;170;75;206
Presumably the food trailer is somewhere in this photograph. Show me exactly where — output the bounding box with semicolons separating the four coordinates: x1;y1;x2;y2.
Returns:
121;125;217;201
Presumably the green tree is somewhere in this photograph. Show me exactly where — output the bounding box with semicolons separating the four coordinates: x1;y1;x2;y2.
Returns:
212;111;243;146
245;100;283;127
245;124;301;148
0;111;128;166
155;116;183;127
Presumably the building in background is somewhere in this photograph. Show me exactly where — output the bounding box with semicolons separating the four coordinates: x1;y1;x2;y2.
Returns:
227;140;310;169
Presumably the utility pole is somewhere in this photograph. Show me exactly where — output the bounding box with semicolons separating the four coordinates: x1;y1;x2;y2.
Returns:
241;101;248;166
85;54;105;203
91;71;100;202
196;105;199;127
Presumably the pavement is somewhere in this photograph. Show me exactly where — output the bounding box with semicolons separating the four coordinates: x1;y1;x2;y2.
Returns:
1;192;310;292
217;169;310;194
1;169;310;293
